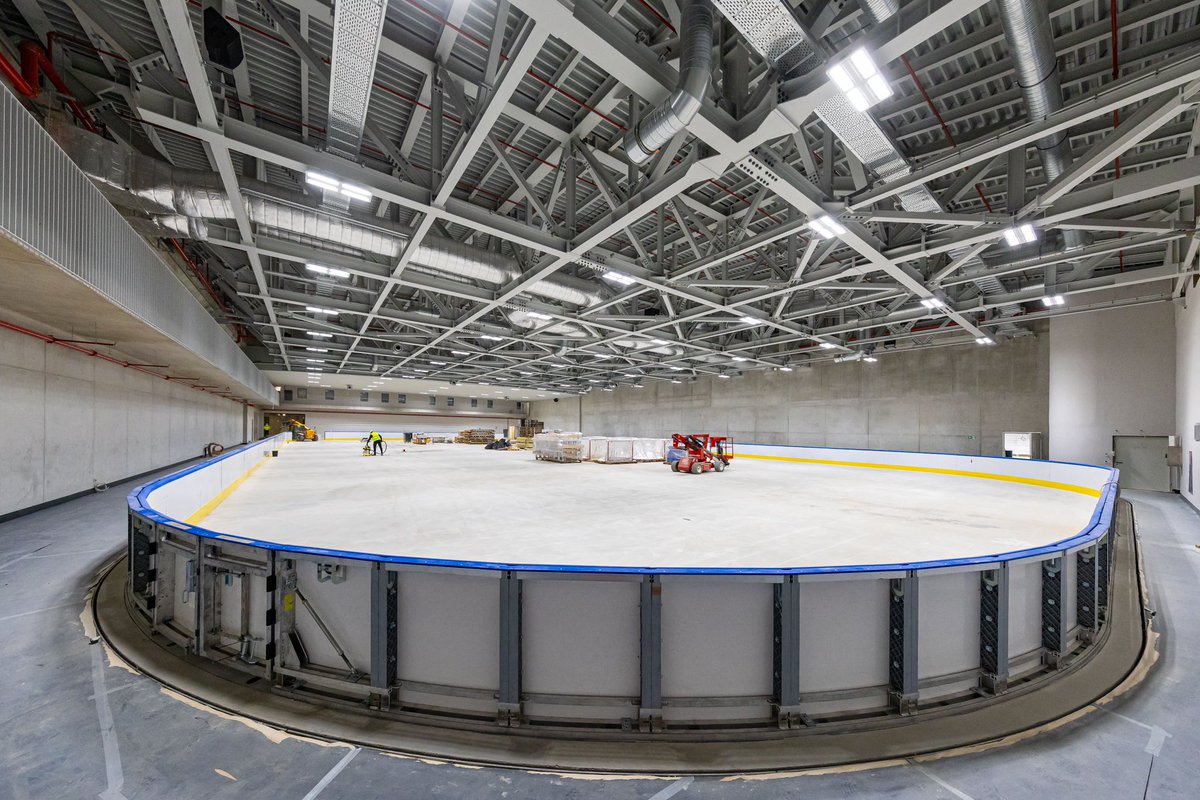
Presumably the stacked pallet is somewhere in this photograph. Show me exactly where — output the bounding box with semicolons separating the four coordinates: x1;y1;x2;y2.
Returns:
520;420;545;437
513;436;534;450
455;428;495;444
533;432;585;462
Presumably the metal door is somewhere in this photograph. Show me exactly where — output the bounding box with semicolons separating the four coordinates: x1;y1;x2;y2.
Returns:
1113;436;1170;491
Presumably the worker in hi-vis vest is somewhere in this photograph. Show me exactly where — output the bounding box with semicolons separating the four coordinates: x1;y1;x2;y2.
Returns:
369;431;384;456
263;419;271;439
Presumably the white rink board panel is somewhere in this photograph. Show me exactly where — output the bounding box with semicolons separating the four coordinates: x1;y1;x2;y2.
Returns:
661;579;774;698
521;579;640;698
397;571;498;691
797;578;890;694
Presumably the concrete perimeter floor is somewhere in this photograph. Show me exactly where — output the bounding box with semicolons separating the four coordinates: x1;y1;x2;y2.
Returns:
1;464;1197;799
201;442;1099;568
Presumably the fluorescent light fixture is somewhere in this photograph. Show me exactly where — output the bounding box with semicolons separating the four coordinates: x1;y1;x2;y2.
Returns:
731;356;748;362
1041;294;1066;307
671;379;682;384
479;334;503;341
819;342;837;350
649;338;669;346
306;306;338;315
306;263;351;278
718;374;730;379
1002;223;1037;247
305;358;325;363
827;47;893;111
669;366;683;371
602;387;614;392
518;371;533;376
602;271;636;286
339;183;371;202
587;379;602;383
809;215;847;239
411;369;428;373
526;311;553;320
779;367;793;372
593;354;612;360
304;170;339;190
307;332;333;338
919;297;945;309
976;336;995;345
862;355;878;363
306;347;328;352
451;350;471;356
739;316;759;325
305;170;372;203
430;361;447;365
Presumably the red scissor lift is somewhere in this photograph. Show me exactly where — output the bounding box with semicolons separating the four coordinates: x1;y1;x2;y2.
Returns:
669;434;735;474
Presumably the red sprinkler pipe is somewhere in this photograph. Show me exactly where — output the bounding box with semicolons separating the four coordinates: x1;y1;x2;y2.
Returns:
0;40;100;132
0;318;245;404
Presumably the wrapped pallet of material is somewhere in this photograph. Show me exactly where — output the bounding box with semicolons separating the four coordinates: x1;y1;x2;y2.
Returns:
594;437;635;463
633;438;669;462
533;431;585;462
582;436;608;461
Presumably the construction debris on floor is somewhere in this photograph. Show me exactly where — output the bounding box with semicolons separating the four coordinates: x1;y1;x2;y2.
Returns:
455;428;496;444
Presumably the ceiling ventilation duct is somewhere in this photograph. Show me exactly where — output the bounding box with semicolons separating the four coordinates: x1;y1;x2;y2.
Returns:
996;0;1082;249
55;126;603;311
718;0;1018;328
624;0;715;164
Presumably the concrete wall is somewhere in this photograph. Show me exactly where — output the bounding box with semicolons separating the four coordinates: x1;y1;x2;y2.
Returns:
1049;302;1176;466
0;322;243;517
296;410;526;438
530;334;1050;457
1178;290;1200;510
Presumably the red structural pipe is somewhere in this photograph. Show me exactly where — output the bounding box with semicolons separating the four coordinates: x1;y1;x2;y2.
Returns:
0;41;100;132
0;318;245;404
168;239;247;343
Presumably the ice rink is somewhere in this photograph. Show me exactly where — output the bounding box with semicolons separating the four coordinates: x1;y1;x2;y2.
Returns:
196;442;1099;569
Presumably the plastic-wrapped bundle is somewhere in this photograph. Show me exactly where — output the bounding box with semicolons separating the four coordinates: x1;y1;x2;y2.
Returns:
533;432;585;462
633;438;669;462
595;438;635;464
582;436;608;461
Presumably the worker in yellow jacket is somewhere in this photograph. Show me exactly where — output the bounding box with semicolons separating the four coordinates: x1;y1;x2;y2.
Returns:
368;431;384;456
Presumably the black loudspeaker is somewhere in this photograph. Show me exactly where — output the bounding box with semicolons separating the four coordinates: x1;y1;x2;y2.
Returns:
204;7;244;70
553;398;560;403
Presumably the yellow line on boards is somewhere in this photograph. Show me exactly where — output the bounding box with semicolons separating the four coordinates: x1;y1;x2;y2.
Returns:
735;453;1101;497
185;457;269;525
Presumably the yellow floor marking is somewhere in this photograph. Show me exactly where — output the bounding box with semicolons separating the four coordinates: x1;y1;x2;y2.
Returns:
184;458;269;525
735;453;1102;497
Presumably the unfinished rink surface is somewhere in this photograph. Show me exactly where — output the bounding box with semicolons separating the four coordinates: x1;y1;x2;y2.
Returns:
200;442;1099;570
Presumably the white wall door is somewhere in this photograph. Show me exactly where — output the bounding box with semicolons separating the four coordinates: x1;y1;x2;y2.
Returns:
1113;436;1171;491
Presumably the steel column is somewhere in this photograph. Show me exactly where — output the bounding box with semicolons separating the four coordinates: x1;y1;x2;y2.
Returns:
1041;555;1071;667
497;570;523;726
639;574;663;731
979;563;1010;694
888;573;919;714
773;576;802;728
369;563;399;707
1075;543;1100;643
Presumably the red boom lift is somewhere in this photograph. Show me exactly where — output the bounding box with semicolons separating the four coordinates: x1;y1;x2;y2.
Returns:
670;434;734;474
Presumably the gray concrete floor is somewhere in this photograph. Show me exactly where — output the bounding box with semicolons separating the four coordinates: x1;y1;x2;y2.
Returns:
1;470;1197;799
